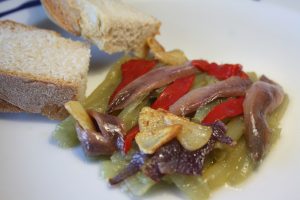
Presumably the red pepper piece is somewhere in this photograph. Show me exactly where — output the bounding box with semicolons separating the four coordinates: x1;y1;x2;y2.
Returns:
123;126;140;154
192;60;249;80
151;75;196;110
202;97;245;124
109;59;157;103
191;59;211;71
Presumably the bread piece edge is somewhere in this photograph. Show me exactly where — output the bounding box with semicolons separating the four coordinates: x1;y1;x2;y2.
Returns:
41;0;161;56
41;0;81;35
0;71;81;120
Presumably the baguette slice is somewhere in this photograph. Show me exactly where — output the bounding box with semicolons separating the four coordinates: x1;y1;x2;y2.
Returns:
41;0;161;56
0;20;90;120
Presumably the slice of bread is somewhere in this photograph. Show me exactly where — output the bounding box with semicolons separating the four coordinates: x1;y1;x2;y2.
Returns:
41;0;161;56
0;20;90;120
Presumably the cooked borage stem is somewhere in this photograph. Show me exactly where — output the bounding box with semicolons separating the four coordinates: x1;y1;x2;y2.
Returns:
55;57;288;200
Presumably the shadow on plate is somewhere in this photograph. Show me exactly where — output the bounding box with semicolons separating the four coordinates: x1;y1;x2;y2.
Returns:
0;112;58;124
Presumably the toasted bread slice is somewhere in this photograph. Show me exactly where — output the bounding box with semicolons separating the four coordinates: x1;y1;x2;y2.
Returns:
41;0;161;56
0;20;90;120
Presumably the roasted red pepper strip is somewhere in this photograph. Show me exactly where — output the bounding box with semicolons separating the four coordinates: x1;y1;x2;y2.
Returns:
202;97;245;124
151;75;196;110
109;59;157;103
192;60;248;80
123;126;140;154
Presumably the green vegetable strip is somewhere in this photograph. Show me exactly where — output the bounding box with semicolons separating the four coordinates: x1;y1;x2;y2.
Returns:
171;175;210;200
225;116;245;141
52;56;130;148
83;56;130;111
118;96;151;131
227;152;253;186
101;160;120;179
52;116;78;147
191;73;218;90
123;172;156;196
203;139;249;190
268;95;289;143
246;72;258;82
213;116;245;150
100;152;129;179
100;152;155;196
191;73;206;90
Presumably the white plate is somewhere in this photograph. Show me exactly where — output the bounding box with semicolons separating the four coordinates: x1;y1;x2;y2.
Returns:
1;0;300;200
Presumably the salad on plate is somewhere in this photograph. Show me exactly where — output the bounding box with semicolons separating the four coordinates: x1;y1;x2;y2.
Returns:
53;38;288;200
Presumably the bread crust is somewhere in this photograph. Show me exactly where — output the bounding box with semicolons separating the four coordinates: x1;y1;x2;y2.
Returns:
0;99;23;113
0;98;69;120
0;71;78;120
0;19;61;38
41;0;81;35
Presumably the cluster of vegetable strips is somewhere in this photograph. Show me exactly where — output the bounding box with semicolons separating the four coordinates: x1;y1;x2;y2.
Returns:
55;53;287;200
120;59;249;154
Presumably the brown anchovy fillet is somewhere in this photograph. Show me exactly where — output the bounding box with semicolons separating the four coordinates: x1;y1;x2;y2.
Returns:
169;76;252;116
108;63;198;113
243;75;284;162
76;111;125;156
